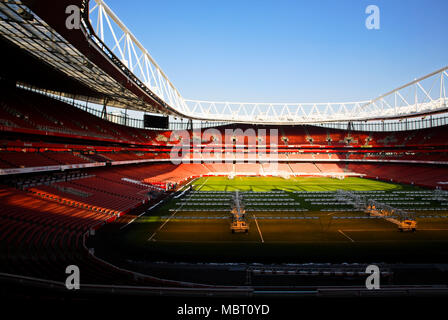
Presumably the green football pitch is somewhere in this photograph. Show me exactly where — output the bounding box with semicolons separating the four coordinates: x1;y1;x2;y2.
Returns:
93;176;448;269
192;176;416;192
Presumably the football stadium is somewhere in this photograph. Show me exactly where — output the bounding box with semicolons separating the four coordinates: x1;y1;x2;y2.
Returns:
1;0;448;311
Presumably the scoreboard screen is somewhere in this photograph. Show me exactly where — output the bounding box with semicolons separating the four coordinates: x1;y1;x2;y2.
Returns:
143;114;169;129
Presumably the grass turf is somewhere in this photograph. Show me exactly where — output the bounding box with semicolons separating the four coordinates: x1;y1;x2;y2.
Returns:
193;176;418;192
92;177;448;266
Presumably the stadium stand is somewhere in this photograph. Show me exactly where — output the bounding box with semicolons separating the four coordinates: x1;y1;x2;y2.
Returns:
1;48;448;295
2;0;448;304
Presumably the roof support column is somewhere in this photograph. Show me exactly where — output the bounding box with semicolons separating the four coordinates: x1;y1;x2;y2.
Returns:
101;97;109;119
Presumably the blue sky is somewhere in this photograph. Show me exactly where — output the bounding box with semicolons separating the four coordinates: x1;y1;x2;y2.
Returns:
101;0;447;103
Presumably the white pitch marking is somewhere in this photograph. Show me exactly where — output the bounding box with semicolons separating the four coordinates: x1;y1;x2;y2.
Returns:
120;200;164;230
195;177;210;191
338;229;355;242
147;214;173;242
173;178;196;198
147;177;209;241
253;215;265;243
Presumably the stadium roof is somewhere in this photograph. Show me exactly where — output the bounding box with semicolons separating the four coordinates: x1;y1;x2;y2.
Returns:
0;0;447;124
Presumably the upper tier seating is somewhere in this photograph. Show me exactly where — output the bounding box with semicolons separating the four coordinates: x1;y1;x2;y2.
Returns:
0;86;174;145
2;87;448;151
